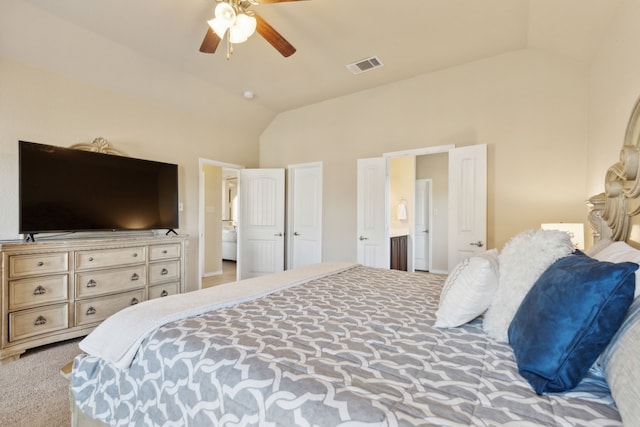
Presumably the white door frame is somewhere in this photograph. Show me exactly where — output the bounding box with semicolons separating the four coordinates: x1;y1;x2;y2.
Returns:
198;158;244;290
383;145;454;272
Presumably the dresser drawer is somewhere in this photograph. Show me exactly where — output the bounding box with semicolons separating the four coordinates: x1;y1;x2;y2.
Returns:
9;252;69;278
76;265;146;299
9;275;69;311
149;260;180;284
149;243;181;261
75;289;144;326
75;246;146;270
149;282;180;299
9;304;69;342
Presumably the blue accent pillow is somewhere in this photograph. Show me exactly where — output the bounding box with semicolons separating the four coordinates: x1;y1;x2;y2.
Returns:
507;251;637;394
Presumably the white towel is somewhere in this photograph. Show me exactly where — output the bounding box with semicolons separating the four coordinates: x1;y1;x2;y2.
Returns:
79;262;358;369
397;202;408;221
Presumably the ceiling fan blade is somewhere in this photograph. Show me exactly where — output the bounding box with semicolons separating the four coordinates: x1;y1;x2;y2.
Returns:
199;27;221;54
255;14;296;57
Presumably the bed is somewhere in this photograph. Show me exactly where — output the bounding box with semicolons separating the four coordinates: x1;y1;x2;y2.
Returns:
67;98;640;427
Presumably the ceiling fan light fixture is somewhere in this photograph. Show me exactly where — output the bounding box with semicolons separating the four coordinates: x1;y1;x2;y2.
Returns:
199;0;298;59
229;25;248;43
215;2;236;26
235;13;257;39
208;17;228;38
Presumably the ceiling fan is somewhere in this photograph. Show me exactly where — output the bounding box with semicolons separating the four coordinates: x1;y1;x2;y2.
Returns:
199;0;306;59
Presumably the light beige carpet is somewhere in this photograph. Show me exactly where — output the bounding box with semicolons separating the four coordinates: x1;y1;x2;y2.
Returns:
0;338;83;427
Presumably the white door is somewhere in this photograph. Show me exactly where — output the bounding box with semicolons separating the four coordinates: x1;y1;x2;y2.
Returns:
414;179;431;271
448;144;487;271
357;157;388;268
238;169;285;279
288;162;323;269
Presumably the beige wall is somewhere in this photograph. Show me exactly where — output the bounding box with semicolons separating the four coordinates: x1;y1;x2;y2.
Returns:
588;0;640;210
0;57;261;291
261;49;589;262
5;0;638;284
389;157;414;231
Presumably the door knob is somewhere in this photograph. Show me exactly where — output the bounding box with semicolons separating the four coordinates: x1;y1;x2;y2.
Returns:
274;232;283;237
469;241;484;247
294;232;300;236
359;236;368;241
423;229;429;233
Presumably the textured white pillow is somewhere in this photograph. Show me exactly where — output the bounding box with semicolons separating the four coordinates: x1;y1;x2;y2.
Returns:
483;229;574;342
594;241;640;298
435;249;499;328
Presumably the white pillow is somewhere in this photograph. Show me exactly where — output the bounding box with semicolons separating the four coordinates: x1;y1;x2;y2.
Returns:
584;237;613;257
435;249;499;328
593;241;640;298
483;229;574;342
601;298;640;426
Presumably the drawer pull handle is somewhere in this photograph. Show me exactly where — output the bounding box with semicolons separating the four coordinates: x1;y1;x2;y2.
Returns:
162;250;168;254
133;253;138;258
86;306;96;316
131;273;140;281
161;268;169;275
161;290;169;297
37;261;44;267
34;315;47;326
33;285;47;295
130;298;139;305
86;279;97;288
88;257;94;262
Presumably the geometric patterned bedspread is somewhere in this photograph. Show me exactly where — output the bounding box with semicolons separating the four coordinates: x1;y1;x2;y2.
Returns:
71;265;622;426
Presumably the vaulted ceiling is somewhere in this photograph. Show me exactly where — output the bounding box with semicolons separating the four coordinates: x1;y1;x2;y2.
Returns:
3;0;622;129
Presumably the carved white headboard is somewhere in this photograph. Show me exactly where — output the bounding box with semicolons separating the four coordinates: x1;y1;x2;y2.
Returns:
589;96;640;248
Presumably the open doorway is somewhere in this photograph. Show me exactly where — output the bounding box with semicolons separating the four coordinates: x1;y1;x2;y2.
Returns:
384;146;452;274
198;159;243;290
415;153;448;273
360;145;486;274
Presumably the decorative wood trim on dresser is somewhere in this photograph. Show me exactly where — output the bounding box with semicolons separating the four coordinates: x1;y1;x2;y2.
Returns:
0;234;188;363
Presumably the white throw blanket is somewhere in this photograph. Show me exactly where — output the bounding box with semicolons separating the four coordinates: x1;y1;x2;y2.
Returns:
79;262;358;369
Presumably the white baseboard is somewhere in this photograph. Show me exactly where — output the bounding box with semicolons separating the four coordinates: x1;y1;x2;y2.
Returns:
203;270;223;278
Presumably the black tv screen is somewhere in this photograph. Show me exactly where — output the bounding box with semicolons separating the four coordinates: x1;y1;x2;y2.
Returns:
19;141;179;234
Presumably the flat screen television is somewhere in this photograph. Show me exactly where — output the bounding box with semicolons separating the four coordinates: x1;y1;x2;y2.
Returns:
19;141;179;237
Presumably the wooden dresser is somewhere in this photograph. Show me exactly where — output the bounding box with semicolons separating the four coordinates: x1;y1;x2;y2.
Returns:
0;234;188;363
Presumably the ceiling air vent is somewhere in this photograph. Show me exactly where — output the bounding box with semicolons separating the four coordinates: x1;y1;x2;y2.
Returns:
346;56;384;75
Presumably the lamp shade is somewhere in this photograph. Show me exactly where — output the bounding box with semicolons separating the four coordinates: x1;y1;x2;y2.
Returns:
208;2;236;38
215;2;236;26
541;223;585;249
208;17;229;38
236;13;257;37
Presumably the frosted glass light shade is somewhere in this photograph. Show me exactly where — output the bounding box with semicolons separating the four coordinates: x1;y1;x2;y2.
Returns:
208;6;256;44
208;2;236;38
208;17;228;38
215;2;236;25
236;13;257;38
229;14;256;43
